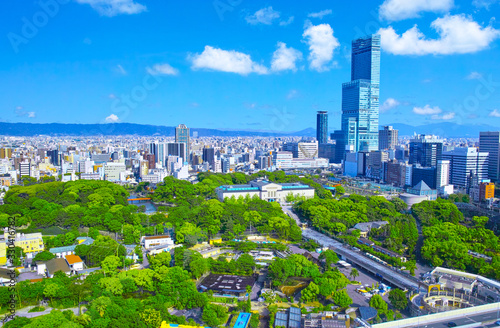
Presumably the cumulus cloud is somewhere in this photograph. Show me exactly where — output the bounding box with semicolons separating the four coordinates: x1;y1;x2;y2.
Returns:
432;112;455;120
271;42;303;72
413;104;442;115
308;9;332;19
302;22;339;72
380;98;401;112
378;14;500;55
379;0;453;21
75;0;146;17
489;109;500;117
146;63;179;76
105;114;120;123
466;71;483;80
189;46;268;75
245;7;280;25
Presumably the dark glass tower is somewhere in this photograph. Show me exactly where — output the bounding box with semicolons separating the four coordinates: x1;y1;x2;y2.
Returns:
316;111;328;144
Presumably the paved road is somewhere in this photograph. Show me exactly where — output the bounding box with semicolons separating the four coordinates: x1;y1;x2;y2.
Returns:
282;205;421;291
403;309;500;328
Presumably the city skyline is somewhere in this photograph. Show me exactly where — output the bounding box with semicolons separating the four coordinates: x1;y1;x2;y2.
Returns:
1;0;500;133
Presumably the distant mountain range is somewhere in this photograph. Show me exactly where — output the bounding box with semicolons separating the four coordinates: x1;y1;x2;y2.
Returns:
0;122;496;138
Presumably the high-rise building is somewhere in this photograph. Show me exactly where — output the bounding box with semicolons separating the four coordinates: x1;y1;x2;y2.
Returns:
175;124;190;163
409;135;443;167
202;147;216;166
166;143;186;163
479;131;500;181
149;142;166;167
412;166;437;189
316;111;328;144
19;161;31;177
0;148;12;159
379;126;398;150
436;160;450;188
341;35;380;152
442;147;489;189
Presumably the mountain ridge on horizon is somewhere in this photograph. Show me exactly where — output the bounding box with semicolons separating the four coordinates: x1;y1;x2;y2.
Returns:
0;122;495;138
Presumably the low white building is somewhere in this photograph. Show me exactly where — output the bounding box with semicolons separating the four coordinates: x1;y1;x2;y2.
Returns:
141;235;174;250
216;179;315;202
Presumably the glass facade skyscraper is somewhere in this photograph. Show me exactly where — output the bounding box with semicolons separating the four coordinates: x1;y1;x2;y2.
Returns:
175;124;190;163
316;111;328;144
341;34;380;152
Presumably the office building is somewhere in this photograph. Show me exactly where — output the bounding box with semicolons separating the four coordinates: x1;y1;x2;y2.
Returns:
436;160;450;188
365;151;388;181
379;126;398;150
385;161;408;187
479;131;500;181
316;111;328;144
104;162;126;181
318;144;336;163
175;124;190;162
202;147;216;166
47;149;60;166
166;142;187;163
341;35;380;152
0;148;12;159
282;141;318;159
412;166;437;189
409;135;443;167
442;147;489;189
19;161;31;177
330;130;346;164
145;154;155;170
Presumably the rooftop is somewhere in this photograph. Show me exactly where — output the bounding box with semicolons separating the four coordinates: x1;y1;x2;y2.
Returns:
65;254;83;265
199;274;255;293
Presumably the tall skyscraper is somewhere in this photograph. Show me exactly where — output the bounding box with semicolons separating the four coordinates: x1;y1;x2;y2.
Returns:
479;131;500;181
409;135;443;167
175;124;190;163
316;111;328;144
341;34;380;152
379;126;398;150
166;142;186;163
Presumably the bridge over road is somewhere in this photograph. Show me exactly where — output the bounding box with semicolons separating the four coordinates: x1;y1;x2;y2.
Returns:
281;205;424;291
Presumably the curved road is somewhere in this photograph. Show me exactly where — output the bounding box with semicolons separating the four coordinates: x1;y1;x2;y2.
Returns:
282;205;421;291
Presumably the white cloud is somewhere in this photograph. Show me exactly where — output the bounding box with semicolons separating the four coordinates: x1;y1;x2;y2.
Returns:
379;0;453;21
379;14;500;55
245;7;280;25
308;9;332;19
27;112;36;118
15;106;36;118
380;98;400;112
271;42;303;72
189;46;268;75
473;0;500;9
75;0;146;17
489;109;500;117
466;71;483;80
302;22;339;72
413;104;442;115
279;16;294;26
432;112;455;120
146;63;179;76
105;114;120;123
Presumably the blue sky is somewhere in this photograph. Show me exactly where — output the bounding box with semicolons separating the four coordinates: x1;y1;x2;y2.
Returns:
1;0;500;132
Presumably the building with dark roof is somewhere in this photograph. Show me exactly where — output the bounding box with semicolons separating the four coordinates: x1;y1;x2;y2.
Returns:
199;274;255;297
275;307;302;328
